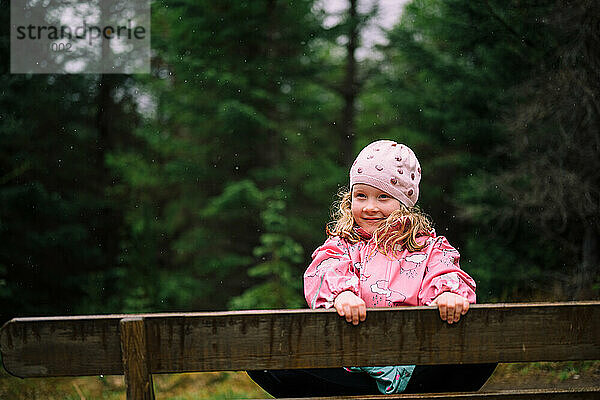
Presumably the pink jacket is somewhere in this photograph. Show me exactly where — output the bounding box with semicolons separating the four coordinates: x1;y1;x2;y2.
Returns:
304;229;476;309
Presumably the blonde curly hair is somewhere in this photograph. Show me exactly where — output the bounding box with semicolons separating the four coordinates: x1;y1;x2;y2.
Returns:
326;188;433;254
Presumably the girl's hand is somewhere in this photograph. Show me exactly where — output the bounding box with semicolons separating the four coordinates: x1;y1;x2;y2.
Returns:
334;291;366;325
430;292;470;324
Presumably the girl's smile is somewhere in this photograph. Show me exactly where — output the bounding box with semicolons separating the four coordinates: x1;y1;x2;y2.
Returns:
351;183;402;234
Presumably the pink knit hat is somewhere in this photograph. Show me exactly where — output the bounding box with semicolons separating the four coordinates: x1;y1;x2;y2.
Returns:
350;140;421;207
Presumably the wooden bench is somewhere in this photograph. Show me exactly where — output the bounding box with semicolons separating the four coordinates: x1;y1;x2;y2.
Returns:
1;302;599;399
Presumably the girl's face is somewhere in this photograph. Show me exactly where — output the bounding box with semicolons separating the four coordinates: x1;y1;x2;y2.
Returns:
351;183;401;234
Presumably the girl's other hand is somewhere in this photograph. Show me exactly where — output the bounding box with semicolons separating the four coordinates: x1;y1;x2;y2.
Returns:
334;291;366;325
430;292;470;324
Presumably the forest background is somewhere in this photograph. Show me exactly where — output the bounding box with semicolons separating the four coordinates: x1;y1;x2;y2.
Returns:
1;0;599;325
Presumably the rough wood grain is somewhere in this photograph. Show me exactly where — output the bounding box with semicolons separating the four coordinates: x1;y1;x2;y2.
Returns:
120;318;155;400
283;387;600;399
1;302;599;378
1;315;123;376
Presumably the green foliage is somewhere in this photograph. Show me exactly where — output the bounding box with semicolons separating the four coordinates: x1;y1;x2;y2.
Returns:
0;73;122;316
97;0;335;313
229;189;305;310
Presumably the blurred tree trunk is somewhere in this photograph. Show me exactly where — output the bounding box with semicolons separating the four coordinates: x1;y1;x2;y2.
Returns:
339;0;359;166
577;225;599;299
95;74;121;273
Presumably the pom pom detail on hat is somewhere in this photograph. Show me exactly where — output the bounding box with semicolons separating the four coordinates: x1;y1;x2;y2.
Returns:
349;140;421;207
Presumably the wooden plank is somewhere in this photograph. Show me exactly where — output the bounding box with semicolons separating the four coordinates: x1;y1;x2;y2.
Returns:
120;317;155;400
145;302;600;372
283;387;600;399
1;302;599;377
0;315;124;376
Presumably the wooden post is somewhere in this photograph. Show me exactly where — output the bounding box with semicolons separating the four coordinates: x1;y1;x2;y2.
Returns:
120;317;155;400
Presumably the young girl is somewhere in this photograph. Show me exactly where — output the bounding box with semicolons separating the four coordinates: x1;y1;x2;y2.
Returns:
248;140;495;397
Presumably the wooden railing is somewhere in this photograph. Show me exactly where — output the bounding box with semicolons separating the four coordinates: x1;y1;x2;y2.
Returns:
1;302;599;399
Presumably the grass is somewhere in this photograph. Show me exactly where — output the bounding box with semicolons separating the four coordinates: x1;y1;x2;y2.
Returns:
494;360;599;380
484;361;600;390
0;368;271;400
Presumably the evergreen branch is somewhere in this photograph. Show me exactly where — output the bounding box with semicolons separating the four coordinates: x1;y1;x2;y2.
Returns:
483;0;536;49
